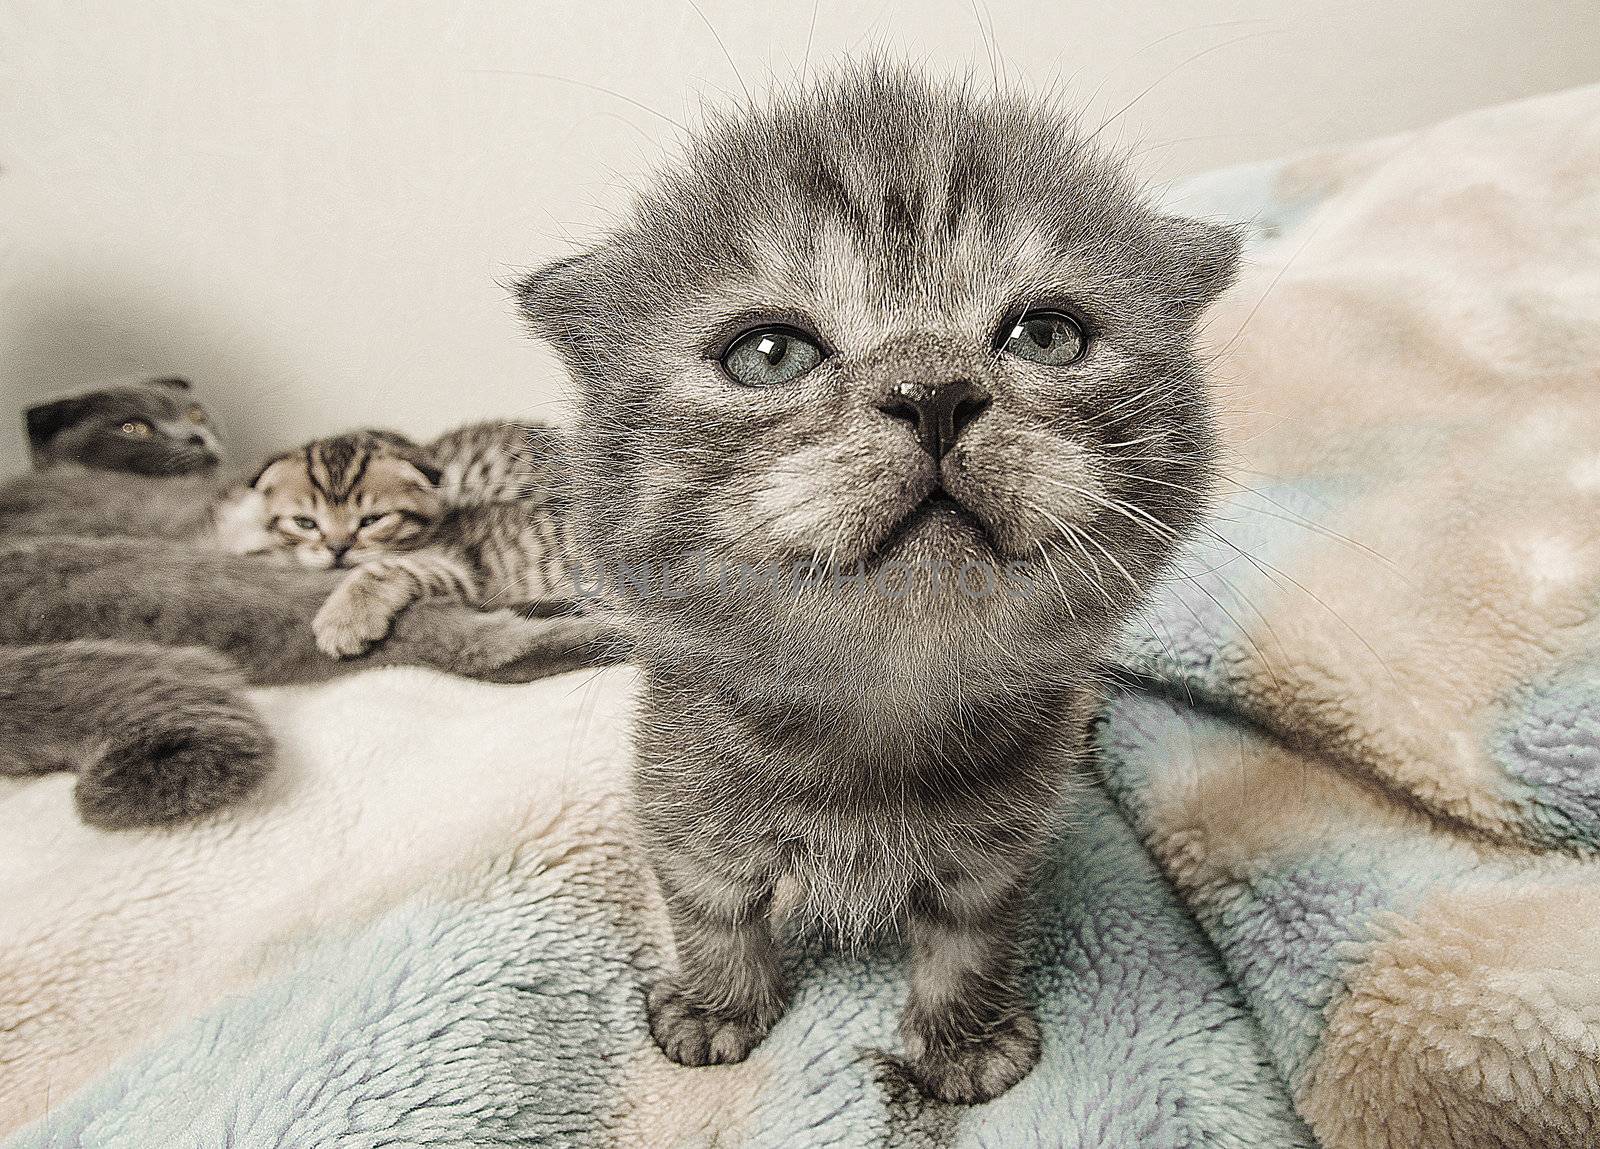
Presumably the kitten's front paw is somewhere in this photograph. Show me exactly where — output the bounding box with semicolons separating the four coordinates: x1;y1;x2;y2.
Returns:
313;591;394;658
646;980;771;1067
902;1009;1041;1105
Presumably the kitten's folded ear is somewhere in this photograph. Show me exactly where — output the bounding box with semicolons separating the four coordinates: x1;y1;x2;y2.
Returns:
250;453;297;491
514;249;605;357
367;431;444;486
410;458;444;487
148;375;193;391
1152;215;1245;324
25;396;88;449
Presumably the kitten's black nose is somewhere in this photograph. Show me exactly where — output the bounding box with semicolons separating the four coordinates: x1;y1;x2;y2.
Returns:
187;433;207;446
876;379;992;459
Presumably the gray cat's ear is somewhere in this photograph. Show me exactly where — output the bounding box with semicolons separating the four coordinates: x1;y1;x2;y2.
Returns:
1153;215;1244;322
514;249;604;351
25;396;89;448
148;375;192;391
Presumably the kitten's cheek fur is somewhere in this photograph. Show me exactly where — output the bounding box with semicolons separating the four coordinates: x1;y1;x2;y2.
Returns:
943;422;1105;555
732;434;930;565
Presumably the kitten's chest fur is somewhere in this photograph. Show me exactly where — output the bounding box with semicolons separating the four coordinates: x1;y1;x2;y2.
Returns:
634;670;1093;941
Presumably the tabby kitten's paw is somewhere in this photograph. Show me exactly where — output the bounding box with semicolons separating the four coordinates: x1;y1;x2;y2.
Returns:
313;588;395;658
901;1008;1041;1105
646;980;773;1067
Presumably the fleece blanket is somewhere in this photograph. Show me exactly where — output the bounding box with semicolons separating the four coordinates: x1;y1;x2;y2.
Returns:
4;85;1599;1147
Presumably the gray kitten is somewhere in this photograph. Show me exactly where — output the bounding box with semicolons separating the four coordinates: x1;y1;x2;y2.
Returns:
518;64;1238;1103
26;376;223;475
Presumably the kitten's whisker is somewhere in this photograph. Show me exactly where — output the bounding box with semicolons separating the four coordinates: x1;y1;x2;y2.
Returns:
1100;461;1407;577
1036;477;1183;544
964;0;1000;90
801;0;820;83
470;69;687;133
1033;541;1076;622
683;0;751;105
1056;513;1141;595
1196;524;1401;689
1057;526;1117;609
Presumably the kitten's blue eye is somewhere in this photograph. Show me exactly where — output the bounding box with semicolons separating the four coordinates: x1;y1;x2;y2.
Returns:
292;516;317;531
1001;311;1087;366
721;327;825;387
358;514;387;529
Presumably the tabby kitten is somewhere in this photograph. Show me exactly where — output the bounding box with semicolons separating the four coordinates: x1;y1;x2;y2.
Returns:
518;64;1238;1103
247;422;576;657
26;375;222;475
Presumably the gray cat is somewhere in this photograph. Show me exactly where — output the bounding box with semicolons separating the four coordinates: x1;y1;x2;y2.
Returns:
26;375;223;475
517;63;1239;1103
0;464;225;541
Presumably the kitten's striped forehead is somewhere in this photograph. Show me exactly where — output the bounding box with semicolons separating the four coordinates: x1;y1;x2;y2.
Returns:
781;142;996;267
522;63;1241;380
617;68;1158;337
304;435;373;501
258;431;437;510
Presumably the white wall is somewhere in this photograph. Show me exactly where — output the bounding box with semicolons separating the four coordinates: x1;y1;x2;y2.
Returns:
3;0;1597;474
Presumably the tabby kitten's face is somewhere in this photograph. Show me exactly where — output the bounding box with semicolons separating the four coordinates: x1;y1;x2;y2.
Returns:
252;431;443;569
520;66;1239;682
26;376;221;475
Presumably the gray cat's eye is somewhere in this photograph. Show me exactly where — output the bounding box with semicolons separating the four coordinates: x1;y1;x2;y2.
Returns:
1000;311;1087;366
292;516;317;531
721;327;825;387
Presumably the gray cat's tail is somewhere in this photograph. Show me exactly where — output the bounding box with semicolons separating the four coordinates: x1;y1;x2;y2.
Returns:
0;642;274;829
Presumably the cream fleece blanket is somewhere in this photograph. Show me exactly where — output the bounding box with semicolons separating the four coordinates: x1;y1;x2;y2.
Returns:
4;85;1599;1147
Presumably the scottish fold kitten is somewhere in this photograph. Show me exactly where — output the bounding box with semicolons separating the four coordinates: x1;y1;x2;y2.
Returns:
518;64;1238;1103
26;375;222;475
245;422;577;656
250;429;447;570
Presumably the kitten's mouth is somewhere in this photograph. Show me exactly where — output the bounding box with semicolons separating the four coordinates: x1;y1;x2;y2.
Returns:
870;488;995;564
